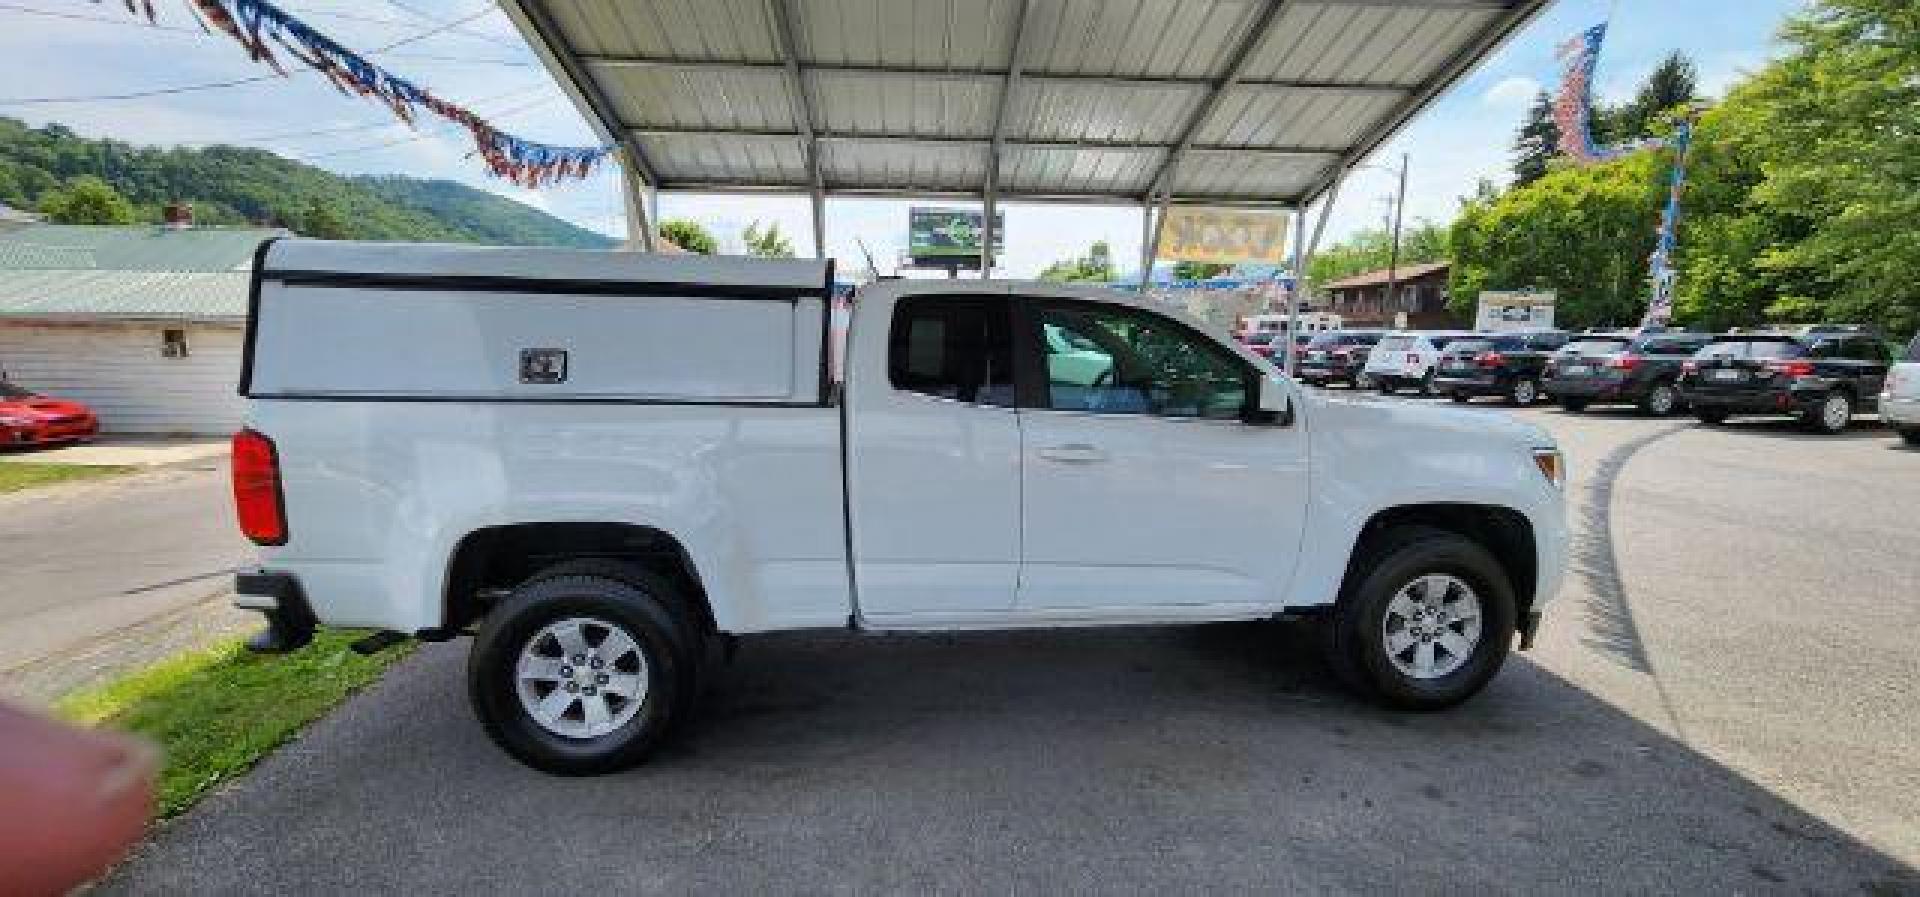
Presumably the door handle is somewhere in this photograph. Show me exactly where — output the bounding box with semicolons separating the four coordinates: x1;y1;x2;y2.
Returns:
1037;443;1108;463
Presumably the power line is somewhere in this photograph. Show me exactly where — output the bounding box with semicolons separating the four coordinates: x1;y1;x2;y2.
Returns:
368;0;523;49
0;3;529;67
0;5;495;106
226;84;550;142
0;3;206;34
294;94;551;162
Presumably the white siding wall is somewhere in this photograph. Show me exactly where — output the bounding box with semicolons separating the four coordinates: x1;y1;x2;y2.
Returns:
0;321;244;434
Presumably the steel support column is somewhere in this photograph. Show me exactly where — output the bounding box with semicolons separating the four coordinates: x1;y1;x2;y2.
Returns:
768;0;825;258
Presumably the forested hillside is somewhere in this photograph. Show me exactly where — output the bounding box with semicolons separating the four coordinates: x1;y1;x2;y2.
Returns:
0;118;612;248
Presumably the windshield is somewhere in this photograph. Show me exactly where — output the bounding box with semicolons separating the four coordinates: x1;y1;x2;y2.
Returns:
1635;337;1708;356
1564;338;1632;356
1308;332;1377;349
1697;339;1805;359
0;380;35;399
1241;332;1277;345
1426;335;1465;350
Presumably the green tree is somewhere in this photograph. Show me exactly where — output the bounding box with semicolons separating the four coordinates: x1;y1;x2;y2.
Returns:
1039;240;1115;282
38;175;135;224
297;198;351;239
1511;91;1562;187
1449;151;1667;329
1172;261;1231;280
742;220;796;258
659;218;717;254
1613;51;1699;142
1306;222;1449;287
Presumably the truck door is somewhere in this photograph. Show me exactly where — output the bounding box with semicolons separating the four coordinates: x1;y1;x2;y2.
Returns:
1015;298;1309;612
844;293;1021;619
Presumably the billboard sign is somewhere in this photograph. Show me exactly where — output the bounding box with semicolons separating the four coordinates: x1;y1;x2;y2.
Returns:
908;207;1004;267
1475;290;1557;331
1157;207;1291;264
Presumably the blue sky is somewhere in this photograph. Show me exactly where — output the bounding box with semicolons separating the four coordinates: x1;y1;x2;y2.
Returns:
0;0;1803;276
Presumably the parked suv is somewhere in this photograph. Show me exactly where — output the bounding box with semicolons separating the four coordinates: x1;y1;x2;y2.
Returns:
1880;333;1920;445
1680;329;1891;433
1434;330;1570;405
1545;331;1713;415
1297;330;1385;387
1364;331;1471;395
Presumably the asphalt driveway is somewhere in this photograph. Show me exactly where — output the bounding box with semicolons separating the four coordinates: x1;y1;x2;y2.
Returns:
100;404;1920;893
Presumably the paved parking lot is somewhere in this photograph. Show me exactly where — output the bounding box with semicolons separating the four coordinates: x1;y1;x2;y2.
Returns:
104;398;1920;894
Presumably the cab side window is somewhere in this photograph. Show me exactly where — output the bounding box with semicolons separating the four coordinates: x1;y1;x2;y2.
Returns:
888;297;1014;406
1032;302;1248;420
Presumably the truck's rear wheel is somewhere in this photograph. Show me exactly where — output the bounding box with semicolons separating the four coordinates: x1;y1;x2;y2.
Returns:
468;573;693;774
1323;525;1516;710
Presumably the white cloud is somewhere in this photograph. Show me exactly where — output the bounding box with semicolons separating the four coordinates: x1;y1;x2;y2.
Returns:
1483;76;1542;108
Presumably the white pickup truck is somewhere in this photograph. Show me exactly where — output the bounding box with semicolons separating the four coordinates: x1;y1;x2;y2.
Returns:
233;239;1568;773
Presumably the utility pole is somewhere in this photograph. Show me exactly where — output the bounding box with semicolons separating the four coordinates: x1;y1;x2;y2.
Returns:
1382;153;1409;320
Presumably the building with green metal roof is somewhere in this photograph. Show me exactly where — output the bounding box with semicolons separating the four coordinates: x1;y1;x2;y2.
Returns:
0;223;284;434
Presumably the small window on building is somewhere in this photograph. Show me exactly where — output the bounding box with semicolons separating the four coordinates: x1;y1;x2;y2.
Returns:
161;328;189;359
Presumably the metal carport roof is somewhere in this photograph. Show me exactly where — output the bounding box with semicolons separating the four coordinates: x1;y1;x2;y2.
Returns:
500;0;1549;257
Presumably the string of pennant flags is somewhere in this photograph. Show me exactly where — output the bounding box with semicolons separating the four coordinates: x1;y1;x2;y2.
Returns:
98;0;613;186
1552;21;1695;328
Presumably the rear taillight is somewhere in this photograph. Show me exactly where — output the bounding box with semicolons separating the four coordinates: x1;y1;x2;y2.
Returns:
1767;359;1816;378
1607;354;1641;370
232;428;286;546
1476;352;1505;367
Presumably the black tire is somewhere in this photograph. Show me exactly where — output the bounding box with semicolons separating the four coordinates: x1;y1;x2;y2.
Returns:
1322;525;1517;710
1508;378;1540;406
1639;381;1680;417
1695;407;1730;425
468;571;695;774
518;559;715;711
1558;397;1589;413
1802;390;1853;434
1378;380;1396;395
1418;369;1437;396
1901;428;1920;447
1449;391;1471;404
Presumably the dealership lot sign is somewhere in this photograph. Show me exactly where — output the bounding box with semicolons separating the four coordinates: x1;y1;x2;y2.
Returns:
1158;208;1291;264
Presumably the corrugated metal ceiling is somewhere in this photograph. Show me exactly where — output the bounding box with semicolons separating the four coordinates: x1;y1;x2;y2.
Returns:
510;0;1548;205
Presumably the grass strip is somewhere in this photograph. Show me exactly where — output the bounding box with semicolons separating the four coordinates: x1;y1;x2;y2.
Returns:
56;630;412;818
0;462;132;493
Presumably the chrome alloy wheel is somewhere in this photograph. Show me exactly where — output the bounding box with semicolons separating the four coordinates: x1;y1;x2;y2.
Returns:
515;616;648;739
1821;393;1851;432
1382;574;1483;680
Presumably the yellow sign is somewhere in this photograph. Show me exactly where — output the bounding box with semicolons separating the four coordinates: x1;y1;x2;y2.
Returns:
1156;207;1291;264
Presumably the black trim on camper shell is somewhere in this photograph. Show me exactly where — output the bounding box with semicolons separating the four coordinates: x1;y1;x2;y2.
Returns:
237;235;283;397
239;246;840;407
258;269;827;301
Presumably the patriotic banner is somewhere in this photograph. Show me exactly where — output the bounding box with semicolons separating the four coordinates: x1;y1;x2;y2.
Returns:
1552;23;1663;164
107;0;611;186
1640;118;1695;329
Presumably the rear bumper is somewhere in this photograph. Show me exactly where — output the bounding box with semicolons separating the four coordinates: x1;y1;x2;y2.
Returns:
1683;384;1811;413
234;568;316;653
2;419;99;445
1297;361;1359;381
1882;394;1920;427
1432;372;1507;394
1544;376;1638;401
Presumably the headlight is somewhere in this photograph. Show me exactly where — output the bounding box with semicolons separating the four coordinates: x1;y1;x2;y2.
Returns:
1531;448;1565;489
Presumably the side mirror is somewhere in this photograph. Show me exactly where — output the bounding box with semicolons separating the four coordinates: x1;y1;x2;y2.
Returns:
1246;375;1294;426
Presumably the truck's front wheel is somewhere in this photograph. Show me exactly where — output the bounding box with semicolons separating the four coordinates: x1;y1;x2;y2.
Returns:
468;573;693;774
1324;526;1516;710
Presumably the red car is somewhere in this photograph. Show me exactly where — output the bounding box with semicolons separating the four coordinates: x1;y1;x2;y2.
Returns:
0;379;99;446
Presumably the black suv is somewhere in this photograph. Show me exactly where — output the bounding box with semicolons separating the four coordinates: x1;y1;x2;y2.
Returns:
1679;328;1893;433
1544;331;1713;415
1296;330;1386;387
1432;330;1570;405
